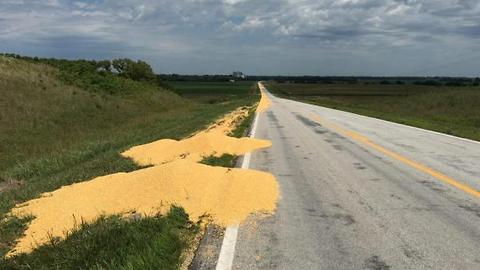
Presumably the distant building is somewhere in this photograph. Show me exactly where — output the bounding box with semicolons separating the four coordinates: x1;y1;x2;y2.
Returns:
232;71;246;79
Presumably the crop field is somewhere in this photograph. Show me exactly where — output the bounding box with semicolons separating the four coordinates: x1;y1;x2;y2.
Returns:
166;81;258;104
269;82;439;96
267;81;480;141
168;81;257;95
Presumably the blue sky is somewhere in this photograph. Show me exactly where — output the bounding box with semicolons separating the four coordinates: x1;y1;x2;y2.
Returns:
1;0;480;76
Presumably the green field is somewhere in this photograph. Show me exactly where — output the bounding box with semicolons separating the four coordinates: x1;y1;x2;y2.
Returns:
166;80;258;104
168;81;256;95
269;82;438;96
0;56;258;269
267;82;480;141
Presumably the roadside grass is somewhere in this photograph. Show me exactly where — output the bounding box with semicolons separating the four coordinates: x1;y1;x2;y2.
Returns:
227;105;257;138
1;206;197;270
0;56;259;267
201;99;259;168
267;82;480;141
200;154;238;168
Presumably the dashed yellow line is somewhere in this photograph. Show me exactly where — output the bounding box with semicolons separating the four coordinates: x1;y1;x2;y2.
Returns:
309;114;480;198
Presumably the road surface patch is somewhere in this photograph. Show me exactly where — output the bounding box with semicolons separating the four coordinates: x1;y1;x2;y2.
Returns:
364;255;391;270
309;114;480;199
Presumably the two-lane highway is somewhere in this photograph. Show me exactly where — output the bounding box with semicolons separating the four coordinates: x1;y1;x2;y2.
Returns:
229;83;480;269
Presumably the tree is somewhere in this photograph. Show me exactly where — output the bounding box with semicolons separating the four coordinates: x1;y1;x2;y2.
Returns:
97;60;112;72
128;60;155;81
112;59;155;81
112;58;133;75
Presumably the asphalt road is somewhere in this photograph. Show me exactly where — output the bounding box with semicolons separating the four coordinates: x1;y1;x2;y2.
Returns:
230;83;480;270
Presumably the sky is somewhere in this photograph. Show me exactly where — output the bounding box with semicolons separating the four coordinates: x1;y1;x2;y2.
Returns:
1;0;480;76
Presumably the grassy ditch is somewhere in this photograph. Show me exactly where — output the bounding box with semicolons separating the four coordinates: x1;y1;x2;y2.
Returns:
267;81;480;141
0;56;259;267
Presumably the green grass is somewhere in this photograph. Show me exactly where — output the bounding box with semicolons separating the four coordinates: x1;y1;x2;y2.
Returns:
0;56;185;173
200;104;258;168
268;81;460;96
267;82;480;141
1;54;159;95
228;106;257;138
1;206;196;270
167;81;256;95
166;80;258;105
0;56;259;267
200;154;238;168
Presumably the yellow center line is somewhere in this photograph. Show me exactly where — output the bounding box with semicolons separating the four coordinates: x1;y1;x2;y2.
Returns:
309;114;480;198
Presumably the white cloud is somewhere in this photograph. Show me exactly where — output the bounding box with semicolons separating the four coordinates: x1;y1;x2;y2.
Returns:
0;0;479;75
73;1;89;9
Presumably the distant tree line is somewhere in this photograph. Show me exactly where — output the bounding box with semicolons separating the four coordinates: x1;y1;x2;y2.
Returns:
157;73;480;87
157;74;248;82
2;53;478;87
245;75;480;87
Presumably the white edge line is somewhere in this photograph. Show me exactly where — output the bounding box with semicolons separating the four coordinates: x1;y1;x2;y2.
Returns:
215;106;261;270
270;89;480;146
